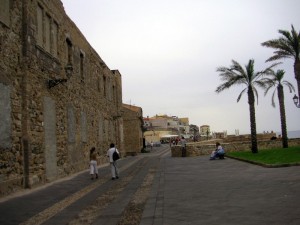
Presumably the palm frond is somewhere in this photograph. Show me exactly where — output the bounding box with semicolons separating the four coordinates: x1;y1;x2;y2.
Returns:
236;88;247;102
261;68;295;107
266;53;292;62
261;77;276;95
216;59;275;106
290;25;300;60
271;90;276;107
215;81;232;93
282;80;296;93
262;25;300;62
278;29;293;42
231;60;247;76
261;39;281;48
254;80;267;89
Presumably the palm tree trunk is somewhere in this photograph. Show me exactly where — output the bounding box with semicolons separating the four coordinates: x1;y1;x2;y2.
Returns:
277;85;288;148
248;88;258;153
294;60;300;102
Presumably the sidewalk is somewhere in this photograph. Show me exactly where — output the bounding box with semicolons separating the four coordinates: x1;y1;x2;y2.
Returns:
0;149;299;225
141;156;300;225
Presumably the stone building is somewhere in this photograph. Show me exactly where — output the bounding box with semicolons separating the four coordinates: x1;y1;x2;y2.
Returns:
178;117;189;135
143;115;196;143
200;125;210;137
122;104;143;155
0;0;124;196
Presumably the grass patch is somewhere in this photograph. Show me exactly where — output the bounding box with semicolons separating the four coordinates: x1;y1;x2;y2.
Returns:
227;146;300;166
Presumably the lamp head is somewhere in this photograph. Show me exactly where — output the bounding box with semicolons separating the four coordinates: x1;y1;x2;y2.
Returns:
65;63;73;78
293;94;299;105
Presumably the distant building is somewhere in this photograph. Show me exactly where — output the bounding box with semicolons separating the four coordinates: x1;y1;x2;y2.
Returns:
189;124;200;141
212;131;227;139
178;118;190;135
200;125;210;137
143;114;194;142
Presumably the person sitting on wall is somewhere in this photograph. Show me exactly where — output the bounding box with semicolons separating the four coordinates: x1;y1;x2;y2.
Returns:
210;142;225;160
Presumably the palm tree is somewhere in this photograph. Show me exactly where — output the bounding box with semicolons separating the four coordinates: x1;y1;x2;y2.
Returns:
261;69;295;148
261;25;300;102
216;59;277;153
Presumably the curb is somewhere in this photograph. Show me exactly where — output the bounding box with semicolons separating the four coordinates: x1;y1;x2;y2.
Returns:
226;155;300;168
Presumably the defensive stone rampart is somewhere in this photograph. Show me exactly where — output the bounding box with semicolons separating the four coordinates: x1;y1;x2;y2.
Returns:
0;0;123;197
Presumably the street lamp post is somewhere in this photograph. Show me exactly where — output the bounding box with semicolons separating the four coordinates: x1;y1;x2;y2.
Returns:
293;94;300;108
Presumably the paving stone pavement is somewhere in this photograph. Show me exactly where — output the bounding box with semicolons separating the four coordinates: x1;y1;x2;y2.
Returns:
0;145;299;225
140;155;300;225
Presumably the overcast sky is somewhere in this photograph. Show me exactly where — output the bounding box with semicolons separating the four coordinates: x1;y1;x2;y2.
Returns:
61;0;300;135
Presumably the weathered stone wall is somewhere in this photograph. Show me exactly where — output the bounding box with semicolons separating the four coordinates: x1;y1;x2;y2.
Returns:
171;139;300;157
0;0;123;196
122;104;143;156
0;0;25;196
225;132;277;142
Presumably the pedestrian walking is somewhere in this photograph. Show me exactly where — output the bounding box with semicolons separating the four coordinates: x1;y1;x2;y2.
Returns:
107;143;120;180
89;147;98;180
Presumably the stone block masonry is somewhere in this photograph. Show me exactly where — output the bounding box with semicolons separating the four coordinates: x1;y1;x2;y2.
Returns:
171;139;300;157
0;0;124;197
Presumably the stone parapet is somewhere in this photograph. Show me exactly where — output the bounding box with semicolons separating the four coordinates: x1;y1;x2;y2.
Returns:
171;139;300;157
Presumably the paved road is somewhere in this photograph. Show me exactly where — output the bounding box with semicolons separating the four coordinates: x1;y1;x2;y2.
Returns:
0;144;299;225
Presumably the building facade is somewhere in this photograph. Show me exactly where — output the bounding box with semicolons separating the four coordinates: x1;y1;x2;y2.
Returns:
200;125;210;138
122;104;143;155
0;0;123;196
143;115;196;143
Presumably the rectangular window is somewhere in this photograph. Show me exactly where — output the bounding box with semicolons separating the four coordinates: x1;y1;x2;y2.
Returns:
108;78;112;101
97;77;101;92
81;111;87;143
45;14;51;52
0;83;12;148
80;52;84;82
112;85;116;103
67;106;76;143
0;0;10;27
103;76;106;98
37;5;43;46
66;38;73;64
36;5;58;56
52;22;58;57
104;119;108;143
116;86;119;106
98;115;103;144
